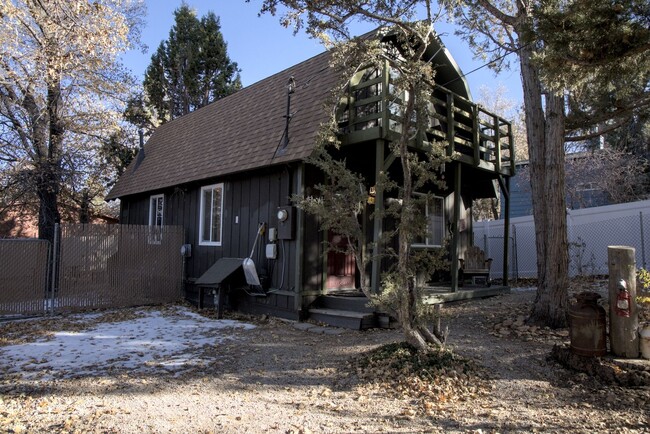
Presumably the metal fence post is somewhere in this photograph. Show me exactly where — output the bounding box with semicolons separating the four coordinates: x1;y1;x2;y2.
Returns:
566;208;574;277
44;238;52;315
49;223;59;315
640;211;646;270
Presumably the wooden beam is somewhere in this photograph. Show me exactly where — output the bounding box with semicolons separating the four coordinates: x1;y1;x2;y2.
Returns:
472;105;480;166
450;164;461;292
294;164;305;312
508;123;516;176
446;93;455;157
494;115;502;172
371;140;385;293
502;175;510;286
498;175;509;200
383;152;396;171
381;59;390;138
341;127;383;145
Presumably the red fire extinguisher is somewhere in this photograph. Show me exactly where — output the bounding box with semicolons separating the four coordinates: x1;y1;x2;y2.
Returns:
615;279;631;317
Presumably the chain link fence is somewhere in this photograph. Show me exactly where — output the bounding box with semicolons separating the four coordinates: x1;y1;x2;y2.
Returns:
0;239;51;315
0;224;184;317
474;200;650;281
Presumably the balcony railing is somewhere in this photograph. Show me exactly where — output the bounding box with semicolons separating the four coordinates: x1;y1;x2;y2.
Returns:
338;64;515;177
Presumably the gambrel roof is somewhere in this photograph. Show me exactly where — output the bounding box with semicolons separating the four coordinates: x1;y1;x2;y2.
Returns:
106;50;340;200
106;31;473;200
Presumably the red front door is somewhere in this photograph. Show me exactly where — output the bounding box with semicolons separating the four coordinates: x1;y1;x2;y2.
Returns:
326;232;357;291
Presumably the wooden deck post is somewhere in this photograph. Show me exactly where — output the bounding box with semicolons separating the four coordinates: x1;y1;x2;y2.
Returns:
371;140;385;293
450;164;461;292
502;176;510;286
607;246;639;358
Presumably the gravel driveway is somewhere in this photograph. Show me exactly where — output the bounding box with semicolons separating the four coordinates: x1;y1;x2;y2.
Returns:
1;286;648;433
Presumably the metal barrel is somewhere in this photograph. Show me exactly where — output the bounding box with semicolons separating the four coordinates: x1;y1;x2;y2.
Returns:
569;291;607;357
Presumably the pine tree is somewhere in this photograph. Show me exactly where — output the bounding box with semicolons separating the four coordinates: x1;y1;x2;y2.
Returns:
143;4;241;124
449;0;649;326
536;0;650;160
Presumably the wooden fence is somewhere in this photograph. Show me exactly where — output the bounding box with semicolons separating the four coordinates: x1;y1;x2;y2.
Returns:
0;224;185;316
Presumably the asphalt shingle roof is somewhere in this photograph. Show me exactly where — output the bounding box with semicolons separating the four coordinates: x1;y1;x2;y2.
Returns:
106;50;338;200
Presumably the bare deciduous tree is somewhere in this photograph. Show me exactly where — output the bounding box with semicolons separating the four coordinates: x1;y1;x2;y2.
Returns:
0;0;144;241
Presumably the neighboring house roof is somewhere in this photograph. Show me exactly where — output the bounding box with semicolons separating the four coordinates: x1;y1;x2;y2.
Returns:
106;50;340;200
106;30;472;201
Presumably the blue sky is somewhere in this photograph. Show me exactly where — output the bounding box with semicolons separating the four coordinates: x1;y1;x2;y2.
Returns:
121;0;523;105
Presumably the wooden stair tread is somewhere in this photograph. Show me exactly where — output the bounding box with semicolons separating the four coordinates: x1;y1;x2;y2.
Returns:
308;308;373;319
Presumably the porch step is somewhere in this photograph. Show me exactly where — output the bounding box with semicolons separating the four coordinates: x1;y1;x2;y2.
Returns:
319;295;374;313
308;308;377;330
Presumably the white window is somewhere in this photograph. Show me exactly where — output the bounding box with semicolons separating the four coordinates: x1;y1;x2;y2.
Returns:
148;194;164;244
199;183;223;246
413;195;444;247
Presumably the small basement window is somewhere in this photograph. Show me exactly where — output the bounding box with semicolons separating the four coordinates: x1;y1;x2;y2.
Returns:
199;183;224;246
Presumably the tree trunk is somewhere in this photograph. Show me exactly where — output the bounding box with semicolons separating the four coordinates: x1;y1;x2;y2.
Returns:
392;81;445;351
79;189;90;224
38;78;63;243
519;42;569;328
36;161;61;243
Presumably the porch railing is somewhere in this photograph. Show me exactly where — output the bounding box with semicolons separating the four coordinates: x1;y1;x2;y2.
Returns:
338;63;515;177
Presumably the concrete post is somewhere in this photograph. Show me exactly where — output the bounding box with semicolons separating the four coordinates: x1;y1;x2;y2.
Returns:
608;246;639;358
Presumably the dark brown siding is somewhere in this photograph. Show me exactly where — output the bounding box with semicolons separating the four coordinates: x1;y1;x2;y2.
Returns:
117;165;308;318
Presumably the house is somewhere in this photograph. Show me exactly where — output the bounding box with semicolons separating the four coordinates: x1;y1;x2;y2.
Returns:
106;30;515;327
502;151;635;219
0;204;118;239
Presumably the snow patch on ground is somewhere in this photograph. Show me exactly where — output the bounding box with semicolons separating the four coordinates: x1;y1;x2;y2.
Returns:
0;306;255;380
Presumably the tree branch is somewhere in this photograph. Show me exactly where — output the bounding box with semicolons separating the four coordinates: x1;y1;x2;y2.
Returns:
475;0;517;27
564;117;630;142
565;92;650;134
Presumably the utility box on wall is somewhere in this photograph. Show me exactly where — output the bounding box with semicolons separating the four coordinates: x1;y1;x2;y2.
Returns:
276;206;295;240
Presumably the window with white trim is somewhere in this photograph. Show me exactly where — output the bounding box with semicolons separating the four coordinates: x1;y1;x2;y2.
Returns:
413;195;444;247
148;194;164;243
199;183;223;246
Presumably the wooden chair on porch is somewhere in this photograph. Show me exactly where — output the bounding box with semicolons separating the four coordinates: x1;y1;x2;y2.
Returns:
459;246;493;287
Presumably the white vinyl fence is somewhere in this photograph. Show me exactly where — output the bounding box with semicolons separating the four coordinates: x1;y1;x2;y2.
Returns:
474;199;650;280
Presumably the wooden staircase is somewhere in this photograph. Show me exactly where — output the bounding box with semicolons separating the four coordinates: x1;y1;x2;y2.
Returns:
308;293;378;330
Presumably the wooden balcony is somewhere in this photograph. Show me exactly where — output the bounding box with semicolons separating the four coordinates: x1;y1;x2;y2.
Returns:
338;65;515;177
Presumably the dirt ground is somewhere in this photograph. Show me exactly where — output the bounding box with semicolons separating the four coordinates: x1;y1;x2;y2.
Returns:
1;283;649;433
